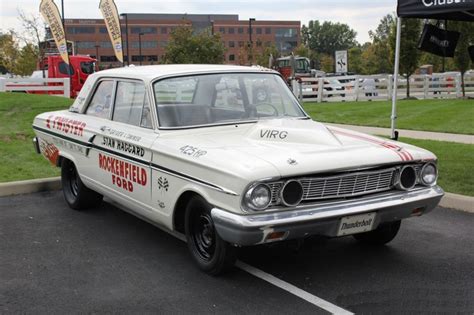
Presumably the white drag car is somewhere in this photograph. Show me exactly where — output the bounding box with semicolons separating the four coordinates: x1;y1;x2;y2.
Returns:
33;65;444;274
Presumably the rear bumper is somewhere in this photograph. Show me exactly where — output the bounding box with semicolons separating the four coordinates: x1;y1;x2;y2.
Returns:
211;186;444;246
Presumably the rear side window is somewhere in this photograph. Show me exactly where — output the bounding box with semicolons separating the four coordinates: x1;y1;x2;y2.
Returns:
113;81;151;128
86;80;114;118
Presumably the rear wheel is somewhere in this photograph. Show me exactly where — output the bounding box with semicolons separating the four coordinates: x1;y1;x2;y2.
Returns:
353;220;401;245
61;159;103;210
185;196;237;275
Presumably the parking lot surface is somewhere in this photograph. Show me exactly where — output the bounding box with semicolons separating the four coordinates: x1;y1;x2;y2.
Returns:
1;191;473;314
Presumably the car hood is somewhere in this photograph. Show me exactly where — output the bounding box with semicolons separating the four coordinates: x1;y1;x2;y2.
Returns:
159;119;435;179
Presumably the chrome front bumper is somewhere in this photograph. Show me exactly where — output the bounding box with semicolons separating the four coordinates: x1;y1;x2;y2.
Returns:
211;186;444;246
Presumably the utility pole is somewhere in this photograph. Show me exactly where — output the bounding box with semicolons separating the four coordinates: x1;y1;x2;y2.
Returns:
248;18;255;65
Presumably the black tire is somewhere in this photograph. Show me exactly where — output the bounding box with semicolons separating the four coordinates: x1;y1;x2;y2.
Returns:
353;220;401;245
185;196;237;275
61;159;103;210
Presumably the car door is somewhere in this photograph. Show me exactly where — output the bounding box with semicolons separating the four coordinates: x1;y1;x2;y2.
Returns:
85;79;157;210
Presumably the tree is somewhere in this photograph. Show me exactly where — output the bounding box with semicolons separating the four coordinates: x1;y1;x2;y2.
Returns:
368;14;396;74
162;26;225;64
17;10;44;72
0;32;19;74
255;44;280;68
303;20;358;56
14;43;38;76
320;54;334;73
449;21;474;97
389;18;422;97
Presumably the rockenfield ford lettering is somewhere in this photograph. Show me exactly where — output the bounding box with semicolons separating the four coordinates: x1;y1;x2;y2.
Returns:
46;115;86;136
422;0;465;7
341;218;373;231
98;153;147;192
101;136;145;157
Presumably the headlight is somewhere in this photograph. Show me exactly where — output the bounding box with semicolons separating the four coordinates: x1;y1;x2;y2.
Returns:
244;184;271;211
396;165;417;190
281;180;304;206
421;163;437;186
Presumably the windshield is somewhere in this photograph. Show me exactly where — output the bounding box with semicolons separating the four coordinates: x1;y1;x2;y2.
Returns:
153;73;306;128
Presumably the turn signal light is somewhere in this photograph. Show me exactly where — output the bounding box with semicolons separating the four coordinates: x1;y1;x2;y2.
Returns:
411;207;424;216
266;231;287;242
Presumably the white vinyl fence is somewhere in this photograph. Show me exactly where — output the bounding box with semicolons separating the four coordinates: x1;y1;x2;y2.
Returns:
294;72;474;103
0;77;71;98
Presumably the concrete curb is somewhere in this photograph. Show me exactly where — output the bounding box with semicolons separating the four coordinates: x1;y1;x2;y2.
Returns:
0;177;472;213
0;177;61;197
439;192;474;213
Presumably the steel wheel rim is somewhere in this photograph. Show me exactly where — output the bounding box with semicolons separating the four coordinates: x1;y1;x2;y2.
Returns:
69;165;79;197
191;212;216;261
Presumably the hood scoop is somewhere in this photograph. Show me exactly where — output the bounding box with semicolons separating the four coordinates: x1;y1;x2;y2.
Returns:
245;119;342;147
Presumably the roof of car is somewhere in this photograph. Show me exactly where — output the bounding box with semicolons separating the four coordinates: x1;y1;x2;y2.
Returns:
94;64;278;81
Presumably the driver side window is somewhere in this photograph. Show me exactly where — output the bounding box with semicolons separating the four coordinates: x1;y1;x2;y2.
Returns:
86;80;114;118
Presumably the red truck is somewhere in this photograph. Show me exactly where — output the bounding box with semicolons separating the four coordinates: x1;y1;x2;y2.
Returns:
275;56;324;82
28;55;96;98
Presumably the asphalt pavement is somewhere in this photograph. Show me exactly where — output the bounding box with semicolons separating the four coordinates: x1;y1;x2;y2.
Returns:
1;191;473;314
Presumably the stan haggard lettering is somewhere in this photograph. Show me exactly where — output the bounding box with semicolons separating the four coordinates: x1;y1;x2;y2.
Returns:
102;136;145;157
98;153;147;192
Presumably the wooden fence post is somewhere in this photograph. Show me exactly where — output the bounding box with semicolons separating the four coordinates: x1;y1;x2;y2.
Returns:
317;78;324;103
387;75;392;100
354;76;359;102
63;78;71;98
0;78;5;92
423;75;429;99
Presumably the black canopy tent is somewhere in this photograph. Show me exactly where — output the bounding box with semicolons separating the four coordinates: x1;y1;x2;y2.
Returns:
390;0;474;139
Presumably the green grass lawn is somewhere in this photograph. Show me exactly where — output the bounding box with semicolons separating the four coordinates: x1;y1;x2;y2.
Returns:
0;93;73;182
0;93;472;196
303;99;474;135
398;138;473;196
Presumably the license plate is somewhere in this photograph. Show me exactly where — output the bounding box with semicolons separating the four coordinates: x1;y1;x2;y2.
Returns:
337;212;376;236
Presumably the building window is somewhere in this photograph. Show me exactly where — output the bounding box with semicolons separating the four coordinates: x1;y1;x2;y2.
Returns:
238;27;244;34
67;26;95;34
229;54;235;61
100;55;118;62
77;41;96;49
131;55;158;62
131;41;158;49
238;41;244;48
256;28;262;35
99;27;108;34
247;27;252;34
131;27;157;34
100;41;113;49
229;41;235;48
275;28;298;38
228;28;235;34
161;27;167;34
219;27;225;34
265;27;271;34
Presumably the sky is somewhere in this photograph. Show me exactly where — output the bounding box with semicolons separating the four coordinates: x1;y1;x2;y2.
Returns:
0;0;397;44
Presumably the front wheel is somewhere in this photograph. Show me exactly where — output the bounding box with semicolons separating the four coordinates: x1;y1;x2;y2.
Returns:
185;196;237;275
353;220;401;245
61;159;103;210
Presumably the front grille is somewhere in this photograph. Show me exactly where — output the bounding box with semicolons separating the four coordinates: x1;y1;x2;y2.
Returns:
270;167;398;204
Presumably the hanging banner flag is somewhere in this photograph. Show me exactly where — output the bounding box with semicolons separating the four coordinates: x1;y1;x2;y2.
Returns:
418;23;460;57
99;0;123;63
39;0;69;64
